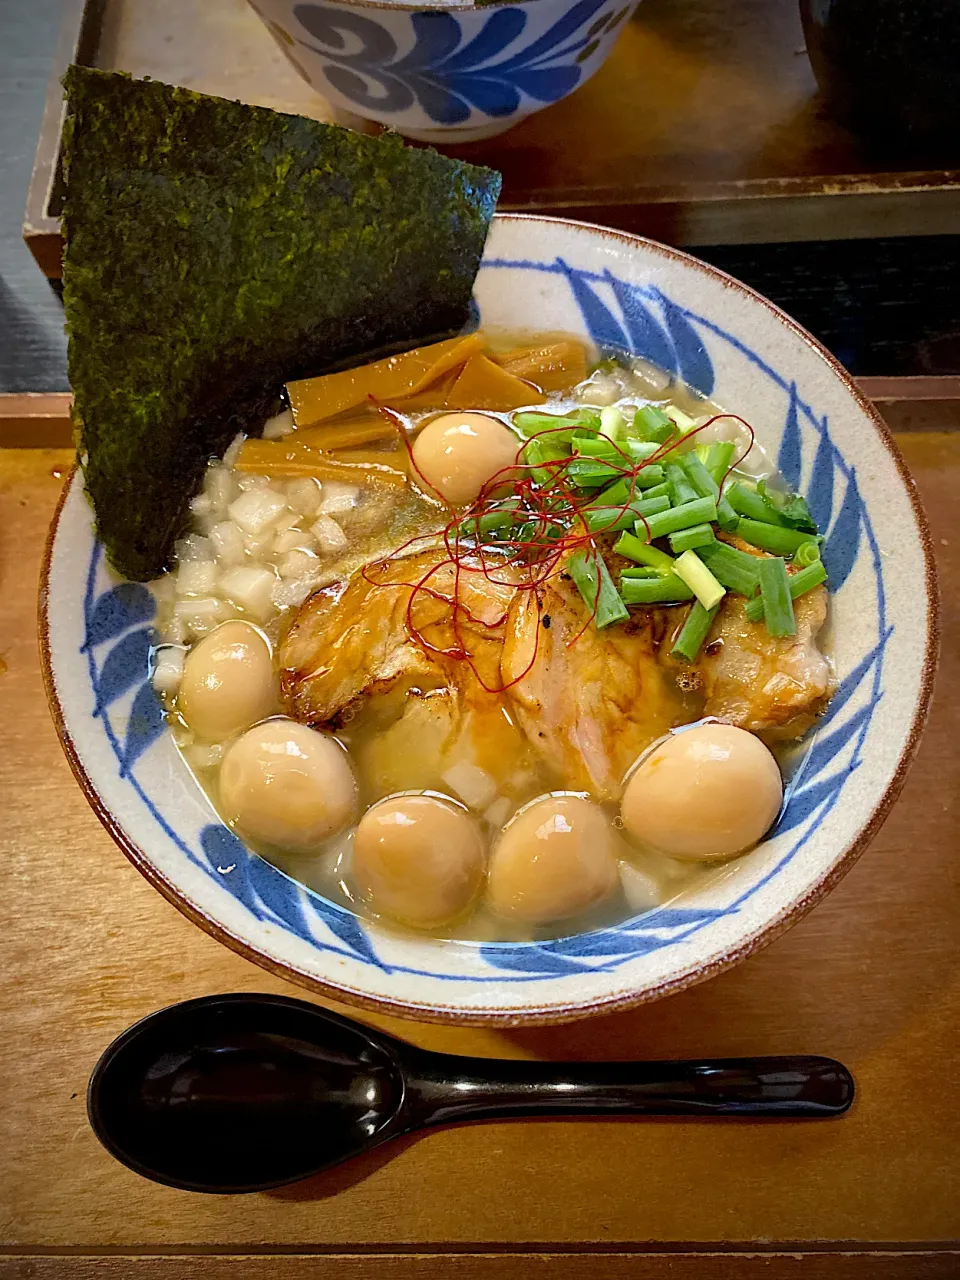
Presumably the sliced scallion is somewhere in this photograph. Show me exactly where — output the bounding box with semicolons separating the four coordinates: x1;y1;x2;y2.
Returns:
671;601;720;662
668;522;716;553
568;547;629;628
584;492;671;534
613;533;675;573
793;539;822;567
620;574;694;605
745;559;827;622
736;517;814;556
703;441;735;485
665;462;699;506
697;541;761;597
726;481;788;526
635;495;718;542
673;549;726;610
633;405;676;444
757;556;796;637
600;406;626;440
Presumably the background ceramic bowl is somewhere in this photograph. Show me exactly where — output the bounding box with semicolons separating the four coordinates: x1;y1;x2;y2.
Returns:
247;0;640;142
41;214;937;1026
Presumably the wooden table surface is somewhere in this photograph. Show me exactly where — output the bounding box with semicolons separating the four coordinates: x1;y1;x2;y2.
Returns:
1;427;958;1277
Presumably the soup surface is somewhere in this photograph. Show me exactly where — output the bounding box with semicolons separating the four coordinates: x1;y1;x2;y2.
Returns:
150;331;834;941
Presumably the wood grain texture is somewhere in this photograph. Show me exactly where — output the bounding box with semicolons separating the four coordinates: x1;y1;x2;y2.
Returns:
0;1252;958;1280
0;435;958;1262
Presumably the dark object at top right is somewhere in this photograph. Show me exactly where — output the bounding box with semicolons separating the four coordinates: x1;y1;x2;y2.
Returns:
800;0;960;157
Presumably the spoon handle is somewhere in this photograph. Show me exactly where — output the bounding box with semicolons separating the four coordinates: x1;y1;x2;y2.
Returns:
405;1053;854;1127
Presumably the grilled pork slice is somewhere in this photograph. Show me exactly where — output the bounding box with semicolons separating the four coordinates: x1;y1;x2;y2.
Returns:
279;548;520;725
696;584;833;742
500;570;692;801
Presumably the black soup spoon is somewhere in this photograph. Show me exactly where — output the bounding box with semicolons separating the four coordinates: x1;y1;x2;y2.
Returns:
88;993;855;1193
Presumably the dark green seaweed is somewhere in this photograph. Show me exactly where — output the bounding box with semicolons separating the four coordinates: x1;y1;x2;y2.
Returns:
61;66;501;580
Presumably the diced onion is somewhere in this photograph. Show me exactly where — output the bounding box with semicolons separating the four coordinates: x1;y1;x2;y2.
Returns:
441;761;498;811
262;408;295;440
285;477;322;515
279;548;318;579
619;862;660;912
483;797;512;829
317;482;359;516
172;596;227;637
311;514;348;554
228;487;289;535
151;645;186;696
176;559;217;596
208;520;245;566
218;566;278;619
174;533;214;562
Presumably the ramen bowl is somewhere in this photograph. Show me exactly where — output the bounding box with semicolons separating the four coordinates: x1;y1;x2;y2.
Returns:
247;0;640;142
41;214;937;1025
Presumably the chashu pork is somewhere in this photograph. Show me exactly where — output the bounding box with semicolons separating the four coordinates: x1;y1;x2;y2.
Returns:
500;568;692;801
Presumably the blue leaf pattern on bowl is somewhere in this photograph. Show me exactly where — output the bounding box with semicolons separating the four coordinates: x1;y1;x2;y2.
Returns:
291;0;609;126
80;257;890;982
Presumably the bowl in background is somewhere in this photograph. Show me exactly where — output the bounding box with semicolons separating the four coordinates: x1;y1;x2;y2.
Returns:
246;0;640;142
41;214;938;1025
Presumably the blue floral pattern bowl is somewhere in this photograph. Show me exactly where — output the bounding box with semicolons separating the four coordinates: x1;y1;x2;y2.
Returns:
41;215;938;1025
247;0;639;141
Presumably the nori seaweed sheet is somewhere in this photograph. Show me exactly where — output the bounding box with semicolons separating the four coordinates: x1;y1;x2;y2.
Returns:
61;66;501;581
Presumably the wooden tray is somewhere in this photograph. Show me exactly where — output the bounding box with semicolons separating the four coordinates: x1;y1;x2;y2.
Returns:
1;420;958;1276
22;0;960;279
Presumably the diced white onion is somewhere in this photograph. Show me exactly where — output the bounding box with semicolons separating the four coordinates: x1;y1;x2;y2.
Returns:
619;862;661;912
262;408;295;439
208;520;245;566
483;797;512;830
270;575;320;611
441;761;498;811
285;477;322;515
174;533;214;562
205;464;235;513
228;487;289;535
279;548;318;579
222;433;246;468
273;526;312;555
218;566;278;619
184;742;225;770
151;645;186;696
176;559;217;596
311;514;348;554
576;373;619;406
173;596;227;636
189;493;213;518
317;482;359;515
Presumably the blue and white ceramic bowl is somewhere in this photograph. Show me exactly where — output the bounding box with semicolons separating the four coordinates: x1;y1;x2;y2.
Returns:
247;0;639;142
41;215;938;1025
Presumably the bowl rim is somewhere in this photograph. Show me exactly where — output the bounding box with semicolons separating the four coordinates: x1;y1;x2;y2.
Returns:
39;212;940;1026
253;0;595;20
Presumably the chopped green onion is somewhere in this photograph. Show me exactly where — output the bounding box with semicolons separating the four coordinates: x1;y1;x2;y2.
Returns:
457;500;523;539
620;566;662;579
620;574;694;605
745;559;827;622
584;493;671;534
600;406;626;440
520;437;570;484
633;465;667;490
640;480;670;502
715;493;740;531
757;556;796;637
794;538;822;567
665;462;699;506
613;533;675;573
703;441;735;485
666;405;698;434
633;405;675;444
669;522;716;553
512;412;581;441
757;484;818;533
697;541;761;597
571;408;603;429
635;495;718;542
567;547;629;628
566;459;627;487
736;517;815;556
726;481;788;526
679;452;718;500
673;549;726;610
671;601;720;662
582;469;666;517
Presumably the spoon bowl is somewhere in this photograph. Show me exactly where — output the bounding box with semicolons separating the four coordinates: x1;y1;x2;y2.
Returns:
88;993;855;1193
